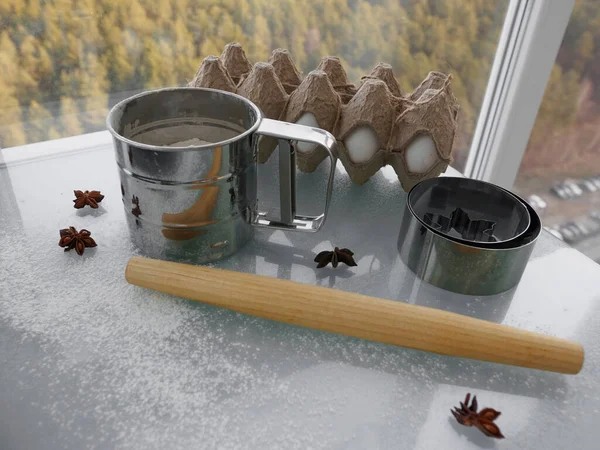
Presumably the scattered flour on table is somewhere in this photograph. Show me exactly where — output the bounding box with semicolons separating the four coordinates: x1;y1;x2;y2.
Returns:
168;138;212;147
0;223;431;449
2;201;596;449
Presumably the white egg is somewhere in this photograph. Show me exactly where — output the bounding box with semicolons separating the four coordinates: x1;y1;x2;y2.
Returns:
405;134;439;173
344;126;380;164
295;112;320;153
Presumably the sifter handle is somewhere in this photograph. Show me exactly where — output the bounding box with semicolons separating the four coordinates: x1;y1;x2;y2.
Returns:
252;118;337;232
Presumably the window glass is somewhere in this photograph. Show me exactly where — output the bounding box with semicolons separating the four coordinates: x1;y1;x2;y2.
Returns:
513;0;600;261
0;0;508;172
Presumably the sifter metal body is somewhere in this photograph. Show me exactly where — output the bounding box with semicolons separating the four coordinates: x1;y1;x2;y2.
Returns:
106;87;337;264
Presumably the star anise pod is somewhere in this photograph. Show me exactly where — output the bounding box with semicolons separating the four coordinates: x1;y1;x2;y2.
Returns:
132;195;142;217
73;190;105;209
451;393;504;439
58;227;97;255
314;247;357;268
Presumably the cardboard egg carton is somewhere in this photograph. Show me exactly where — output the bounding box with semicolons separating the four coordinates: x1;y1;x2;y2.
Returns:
188;43;459;191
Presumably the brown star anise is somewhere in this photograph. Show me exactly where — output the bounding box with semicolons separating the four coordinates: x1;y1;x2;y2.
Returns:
73;190;105;209
58;227;97;255
132;195;142;217
451;393;504;439
314;247;357;268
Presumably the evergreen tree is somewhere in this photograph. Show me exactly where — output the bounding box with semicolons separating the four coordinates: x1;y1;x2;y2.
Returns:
25;0;41;20
26;100;52;143
60;97;84;136
0;32;19;86
575;31;594;72
0;81;26;147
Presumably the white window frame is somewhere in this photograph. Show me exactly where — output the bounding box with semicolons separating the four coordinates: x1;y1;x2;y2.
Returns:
464;0;575;188
0;131;112;167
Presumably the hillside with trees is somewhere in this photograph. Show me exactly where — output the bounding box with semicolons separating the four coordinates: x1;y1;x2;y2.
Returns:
518;0;600;178
0;0;598;178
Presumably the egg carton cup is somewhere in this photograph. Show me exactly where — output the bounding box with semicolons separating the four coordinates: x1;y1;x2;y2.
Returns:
188;43;459;191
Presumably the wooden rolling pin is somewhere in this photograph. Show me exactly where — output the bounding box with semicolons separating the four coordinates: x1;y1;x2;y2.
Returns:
126;256;584;374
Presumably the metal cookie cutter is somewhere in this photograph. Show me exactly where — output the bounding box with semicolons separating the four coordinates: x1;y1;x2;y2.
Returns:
398;177;541;296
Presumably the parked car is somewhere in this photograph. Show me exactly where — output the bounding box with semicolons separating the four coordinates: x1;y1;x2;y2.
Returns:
565;220;588;236
551;184;570;199
559;226;577;243
564;181;583;197
561;219;600;242
590;211;600;223
527;194;547;212
575;223;590;236
581;179;598;193
559;222;584;243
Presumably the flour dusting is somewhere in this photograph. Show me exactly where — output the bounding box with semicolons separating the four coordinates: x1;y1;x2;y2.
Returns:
2;149;597;450
169;138;212;147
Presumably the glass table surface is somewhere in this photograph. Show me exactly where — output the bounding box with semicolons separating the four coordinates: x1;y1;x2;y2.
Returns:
1;136;599;449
